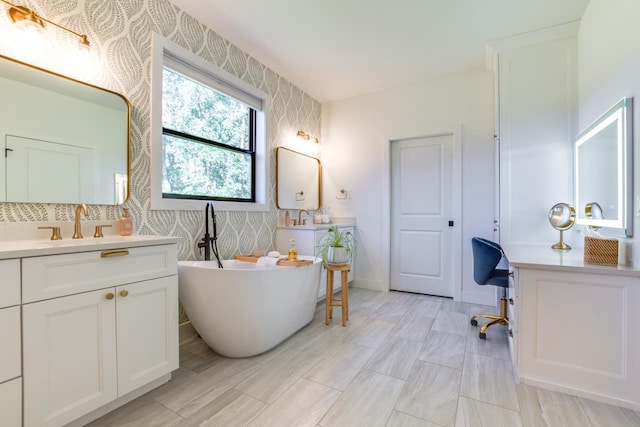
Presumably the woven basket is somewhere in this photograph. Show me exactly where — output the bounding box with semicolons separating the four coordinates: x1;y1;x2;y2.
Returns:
584;236;618;265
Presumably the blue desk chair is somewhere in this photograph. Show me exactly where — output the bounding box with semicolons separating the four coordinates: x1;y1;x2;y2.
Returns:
470;237;510;339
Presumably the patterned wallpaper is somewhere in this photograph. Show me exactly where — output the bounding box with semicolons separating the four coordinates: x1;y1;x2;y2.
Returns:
0;0;321;262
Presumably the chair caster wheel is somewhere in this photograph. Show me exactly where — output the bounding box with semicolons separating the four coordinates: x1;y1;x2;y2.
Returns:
470;319;478;327
479;332;486;340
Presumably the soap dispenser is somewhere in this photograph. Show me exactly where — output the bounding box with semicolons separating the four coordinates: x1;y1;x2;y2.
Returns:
119;208;133;236
288;239;297;260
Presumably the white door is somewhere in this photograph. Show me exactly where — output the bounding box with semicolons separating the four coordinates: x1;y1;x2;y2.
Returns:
116;276;179;395
5;134;94;203
391;135;454;296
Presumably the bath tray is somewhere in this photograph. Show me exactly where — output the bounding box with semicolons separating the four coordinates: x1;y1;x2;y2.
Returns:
234;255;313;267
277;259;313;267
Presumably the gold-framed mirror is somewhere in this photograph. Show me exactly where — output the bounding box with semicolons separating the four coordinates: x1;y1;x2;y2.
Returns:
0;54;130;205
275;147;321;210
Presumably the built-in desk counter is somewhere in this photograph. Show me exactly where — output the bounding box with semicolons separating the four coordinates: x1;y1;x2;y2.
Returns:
502;244;640;411
503;243;638;275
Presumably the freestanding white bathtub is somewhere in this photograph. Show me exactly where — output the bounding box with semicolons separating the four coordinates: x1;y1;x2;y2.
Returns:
178;256;322;357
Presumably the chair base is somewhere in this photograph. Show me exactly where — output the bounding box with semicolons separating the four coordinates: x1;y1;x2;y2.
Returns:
470;293;509;339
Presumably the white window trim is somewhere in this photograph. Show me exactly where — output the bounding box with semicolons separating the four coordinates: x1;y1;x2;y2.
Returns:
150;32;270;211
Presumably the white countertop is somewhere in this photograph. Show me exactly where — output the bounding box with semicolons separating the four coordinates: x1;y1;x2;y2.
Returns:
276;217;355;230
0;235;182;260
502;243;640;276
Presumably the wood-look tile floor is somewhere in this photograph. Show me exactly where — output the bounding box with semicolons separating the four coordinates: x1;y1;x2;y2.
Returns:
89;288;640;427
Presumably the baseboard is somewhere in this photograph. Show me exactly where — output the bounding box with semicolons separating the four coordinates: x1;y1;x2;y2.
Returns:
461;289;497;306
352;278;386;291
519;376;640;412
179;322;197;343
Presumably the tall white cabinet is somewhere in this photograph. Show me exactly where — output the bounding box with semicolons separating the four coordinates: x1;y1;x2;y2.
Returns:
489;22;579;246
0;236;180;427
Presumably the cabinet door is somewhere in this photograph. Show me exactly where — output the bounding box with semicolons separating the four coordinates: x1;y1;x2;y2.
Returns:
23;289;117;427
116;276;178;395
0;306;21;383
0;377;22;427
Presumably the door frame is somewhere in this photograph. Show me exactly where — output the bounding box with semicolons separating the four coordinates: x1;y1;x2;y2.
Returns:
382;126;463;300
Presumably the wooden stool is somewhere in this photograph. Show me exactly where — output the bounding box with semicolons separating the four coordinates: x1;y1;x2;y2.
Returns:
324;263;350;326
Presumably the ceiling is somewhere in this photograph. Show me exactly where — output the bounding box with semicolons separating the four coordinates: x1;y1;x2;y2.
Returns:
169;0;590;103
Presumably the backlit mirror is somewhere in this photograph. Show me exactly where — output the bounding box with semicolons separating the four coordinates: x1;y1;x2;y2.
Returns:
574;97;633;236
276;147;320;210
0;54;130;205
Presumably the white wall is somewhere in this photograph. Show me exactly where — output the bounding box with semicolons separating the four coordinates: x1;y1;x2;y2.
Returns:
321;70;495;303
578;0;640;264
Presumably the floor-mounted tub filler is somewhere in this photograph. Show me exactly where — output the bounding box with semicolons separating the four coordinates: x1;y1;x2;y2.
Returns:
178;256;322;357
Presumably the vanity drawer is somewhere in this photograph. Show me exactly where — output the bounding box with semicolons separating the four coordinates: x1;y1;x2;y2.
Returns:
0;259;20;308
22;244;177;303
0;306;21;383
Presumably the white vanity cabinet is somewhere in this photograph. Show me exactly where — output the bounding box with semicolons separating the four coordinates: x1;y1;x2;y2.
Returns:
276;223;355;300
504;245;640;411
0;259;21;427
0;237;180;427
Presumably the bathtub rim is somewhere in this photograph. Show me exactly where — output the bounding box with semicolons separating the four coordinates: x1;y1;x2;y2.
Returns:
178;255;321;270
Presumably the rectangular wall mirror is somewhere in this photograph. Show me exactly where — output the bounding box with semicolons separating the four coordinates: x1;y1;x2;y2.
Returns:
0;54;130;205
276;147;321;210
574;97;633;236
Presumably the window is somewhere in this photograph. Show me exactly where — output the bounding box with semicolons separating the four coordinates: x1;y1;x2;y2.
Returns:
151;34;269;211
162;67;255;202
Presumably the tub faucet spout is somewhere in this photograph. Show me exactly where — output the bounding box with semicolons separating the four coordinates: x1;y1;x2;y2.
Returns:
198;202;214;261
198;202;223;268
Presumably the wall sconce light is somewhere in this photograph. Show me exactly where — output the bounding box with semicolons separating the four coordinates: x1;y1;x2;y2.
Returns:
1;0;91;51
296;130;319;144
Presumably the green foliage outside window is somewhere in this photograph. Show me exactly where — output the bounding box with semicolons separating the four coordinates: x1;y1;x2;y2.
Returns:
161;68;254;200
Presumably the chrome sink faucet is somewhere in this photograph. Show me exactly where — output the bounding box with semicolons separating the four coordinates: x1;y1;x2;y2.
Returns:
73;204;88;239
298;209;309;226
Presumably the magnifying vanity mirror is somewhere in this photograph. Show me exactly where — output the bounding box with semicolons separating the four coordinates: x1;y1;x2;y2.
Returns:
276;147;321;210
548;202;576;250
574;97;633;236
0;54;130;205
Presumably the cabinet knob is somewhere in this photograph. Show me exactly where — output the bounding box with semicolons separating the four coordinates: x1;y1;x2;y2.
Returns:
509;329;513;337
120;290;129;297
509;298;514;305
508;271;514;278
106;292;115;300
